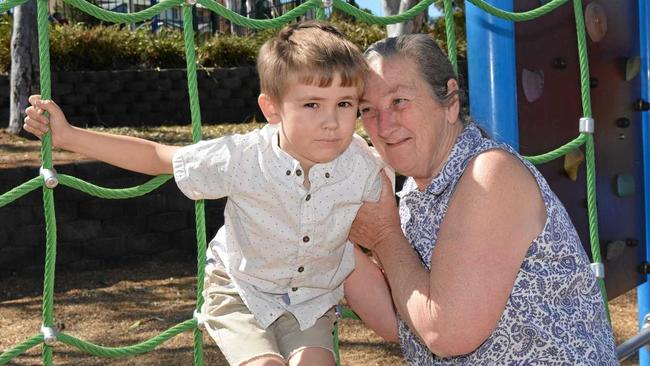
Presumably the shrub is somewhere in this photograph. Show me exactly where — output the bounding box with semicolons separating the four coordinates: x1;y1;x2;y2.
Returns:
197;34;261;68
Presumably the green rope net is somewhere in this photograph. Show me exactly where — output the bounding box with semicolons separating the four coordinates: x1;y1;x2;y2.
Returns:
0;0;608;364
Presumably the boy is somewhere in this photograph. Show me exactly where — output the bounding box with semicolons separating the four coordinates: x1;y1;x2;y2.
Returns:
24;21;394;366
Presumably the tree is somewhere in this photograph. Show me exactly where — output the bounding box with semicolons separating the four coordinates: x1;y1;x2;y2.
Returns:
8;0;39;134
383;0;426;37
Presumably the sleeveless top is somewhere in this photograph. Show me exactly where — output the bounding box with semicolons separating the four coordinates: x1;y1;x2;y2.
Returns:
396;123;617;365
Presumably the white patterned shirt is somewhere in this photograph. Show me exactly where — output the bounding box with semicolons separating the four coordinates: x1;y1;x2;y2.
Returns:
172;124;383;330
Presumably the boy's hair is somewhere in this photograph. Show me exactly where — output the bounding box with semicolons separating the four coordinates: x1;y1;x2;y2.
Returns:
257;20;368;102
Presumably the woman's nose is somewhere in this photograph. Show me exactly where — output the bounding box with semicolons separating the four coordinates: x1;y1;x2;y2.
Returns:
377;109;398;137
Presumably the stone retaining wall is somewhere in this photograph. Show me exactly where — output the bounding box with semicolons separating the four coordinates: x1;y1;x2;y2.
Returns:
0;162;226;277
0;67;262;127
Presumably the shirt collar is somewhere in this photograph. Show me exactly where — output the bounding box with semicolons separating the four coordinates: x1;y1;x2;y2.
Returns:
267;124;338;185
398;122;484;197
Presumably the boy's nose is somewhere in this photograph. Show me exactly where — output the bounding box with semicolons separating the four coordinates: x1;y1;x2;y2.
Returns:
322;111;340;129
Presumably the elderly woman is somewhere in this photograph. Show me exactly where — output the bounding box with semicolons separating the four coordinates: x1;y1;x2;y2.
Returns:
344;34;617;364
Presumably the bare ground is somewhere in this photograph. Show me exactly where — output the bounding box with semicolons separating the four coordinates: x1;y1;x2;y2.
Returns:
0;128;642;365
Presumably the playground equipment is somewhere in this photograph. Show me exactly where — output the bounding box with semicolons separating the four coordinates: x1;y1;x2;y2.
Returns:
0;0;649;364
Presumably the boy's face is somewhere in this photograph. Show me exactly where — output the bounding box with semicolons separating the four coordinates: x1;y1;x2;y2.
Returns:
271;75;360;171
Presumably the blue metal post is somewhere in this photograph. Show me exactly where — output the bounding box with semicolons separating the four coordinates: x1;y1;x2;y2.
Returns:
638;0;650;364
465;0;518;148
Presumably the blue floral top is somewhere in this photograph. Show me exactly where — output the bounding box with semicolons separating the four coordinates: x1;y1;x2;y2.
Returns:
396;123;617;365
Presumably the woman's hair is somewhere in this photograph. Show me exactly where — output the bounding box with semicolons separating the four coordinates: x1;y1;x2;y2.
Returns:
364;33;470;125
257;20;368;102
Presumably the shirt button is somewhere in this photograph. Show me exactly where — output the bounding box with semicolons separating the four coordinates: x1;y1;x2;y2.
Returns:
291;287;298;292
305;194;311;201
302;236;310;243
296;169;302;176
285;170;291;176
298;266;304;273
325;172;330;178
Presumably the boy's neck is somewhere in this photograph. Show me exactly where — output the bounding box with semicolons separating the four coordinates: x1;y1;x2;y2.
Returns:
277;130;313;188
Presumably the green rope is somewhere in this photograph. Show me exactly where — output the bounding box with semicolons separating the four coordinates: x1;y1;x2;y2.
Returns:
0;335;43;366
56;319;197;357
196;0;320;29
0;0;29;16
571;0;608;317
333;0;434;25
466;0;567;22
0;177;42;208
63;0;182;24
443;0;458;74
181;6;207;365
58;174;172;199
0;0;615;364
524;134;586;165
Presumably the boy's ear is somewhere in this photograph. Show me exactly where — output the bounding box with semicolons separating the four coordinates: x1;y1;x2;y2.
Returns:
258;94;281;124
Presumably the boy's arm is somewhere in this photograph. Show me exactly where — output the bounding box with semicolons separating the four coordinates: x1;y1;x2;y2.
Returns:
24;95;178;176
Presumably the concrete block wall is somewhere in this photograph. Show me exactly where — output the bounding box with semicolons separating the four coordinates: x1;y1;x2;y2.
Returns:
0;162;226;277
0;66;262;127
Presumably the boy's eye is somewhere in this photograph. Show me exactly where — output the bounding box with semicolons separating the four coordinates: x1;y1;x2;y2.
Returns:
304;103;319;109
338;101;353;108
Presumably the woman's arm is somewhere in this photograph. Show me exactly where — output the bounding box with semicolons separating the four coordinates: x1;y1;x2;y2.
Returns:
350;151;546;357
344;245;398;342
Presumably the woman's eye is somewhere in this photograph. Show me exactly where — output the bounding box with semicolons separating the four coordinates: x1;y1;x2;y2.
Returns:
393;98;407;106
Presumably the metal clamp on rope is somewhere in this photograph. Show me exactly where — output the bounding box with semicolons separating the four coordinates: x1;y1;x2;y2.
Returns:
40;325;58;346
579;117;595;134
193;309;205;331
322;0;332;8
185;0;196;5
39;167;59;189
590;262;605;279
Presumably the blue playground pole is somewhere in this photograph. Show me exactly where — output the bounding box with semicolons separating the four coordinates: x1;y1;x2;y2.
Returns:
637;0;650;364
465;0;518;148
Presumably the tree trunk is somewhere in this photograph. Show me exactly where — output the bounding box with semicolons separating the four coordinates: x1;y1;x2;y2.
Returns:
8;0;39;134
384;0;418;37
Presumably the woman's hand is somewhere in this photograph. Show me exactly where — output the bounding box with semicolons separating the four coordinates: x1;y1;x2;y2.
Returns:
350;172;402;251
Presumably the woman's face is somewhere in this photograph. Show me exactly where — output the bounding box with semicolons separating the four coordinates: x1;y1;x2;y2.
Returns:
359;55;462;189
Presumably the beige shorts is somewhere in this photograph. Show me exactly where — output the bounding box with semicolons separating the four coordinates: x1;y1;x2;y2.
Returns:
201;262;337;366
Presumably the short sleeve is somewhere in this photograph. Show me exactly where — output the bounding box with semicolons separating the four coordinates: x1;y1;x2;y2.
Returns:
172;135;245;200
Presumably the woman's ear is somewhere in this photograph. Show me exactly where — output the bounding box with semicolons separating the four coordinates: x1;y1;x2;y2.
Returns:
258;94;281;124
446;79;460;124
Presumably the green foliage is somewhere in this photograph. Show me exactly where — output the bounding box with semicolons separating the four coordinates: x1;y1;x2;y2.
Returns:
0;16;11;74
331;18;386;52
430;10;467;59
198;34;262;68
49;24;143;71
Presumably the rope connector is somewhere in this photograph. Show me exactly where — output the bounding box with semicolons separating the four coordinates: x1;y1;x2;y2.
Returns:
185;0;196;5
590;262;605;279
40;325;58;346
322;0;332;8
579;117;595;134
39;167;59;189
193;309;205;331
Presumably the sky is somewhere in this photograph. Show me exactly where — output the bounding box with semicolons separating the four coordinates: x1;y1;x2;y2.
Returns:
353;0;442;19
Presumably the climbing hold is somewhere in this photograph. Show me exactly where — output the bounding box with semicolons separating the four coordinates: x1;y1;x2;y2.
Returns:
563;148;584;181
585;2;608;42
521;68;544;103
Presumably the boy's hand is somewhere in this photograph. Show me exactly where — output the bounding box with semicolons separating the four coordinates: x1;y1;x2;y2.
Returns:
23;95;71;148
